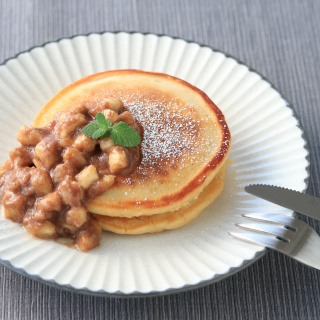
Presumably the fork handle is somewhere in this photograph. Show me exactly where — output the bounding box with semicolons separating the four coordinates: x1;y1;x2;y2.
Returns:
289;230;320;270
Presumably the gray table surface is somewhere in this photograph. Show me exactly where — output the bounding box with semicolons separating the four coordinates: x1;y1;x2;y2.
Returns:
0;0;320;319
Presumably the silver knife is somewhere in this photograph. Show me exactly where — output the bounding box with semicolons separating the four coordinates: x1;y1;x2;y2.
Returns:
245;184;320;221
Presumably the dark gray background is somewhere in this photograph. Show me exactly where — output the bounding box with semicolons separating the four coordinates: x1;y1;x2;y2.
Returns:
1;0;320;319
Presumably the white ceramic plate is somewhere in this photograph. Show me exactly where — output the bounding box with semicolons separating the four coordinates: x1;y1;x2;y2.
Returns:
0;32;310;297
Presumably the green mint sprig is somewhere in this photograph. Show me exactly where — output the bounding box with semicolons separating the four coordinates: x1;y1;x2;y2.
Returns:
81;113;141;147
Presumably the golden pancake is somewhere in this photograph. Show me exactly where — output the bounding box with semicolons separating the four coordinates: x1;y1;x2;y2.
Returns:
33;70;231;218
95;164;226;234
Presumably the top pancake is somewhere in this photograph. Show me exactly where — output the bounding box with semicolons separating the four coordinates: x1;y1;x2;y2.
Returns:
33;70;231;217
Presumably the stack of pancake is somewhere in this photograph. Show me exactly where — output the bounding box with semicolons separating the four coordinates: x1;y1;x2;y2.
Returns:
33;70;231;235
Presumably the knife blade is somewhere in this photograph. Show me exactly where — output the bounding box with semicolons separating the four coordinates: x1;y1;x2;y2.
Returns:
245;184;320;221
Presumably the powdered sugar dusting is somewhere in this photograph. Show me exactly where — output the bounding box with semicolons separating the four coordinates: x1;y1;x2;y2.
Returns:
132;101;198;162
123;97;216;178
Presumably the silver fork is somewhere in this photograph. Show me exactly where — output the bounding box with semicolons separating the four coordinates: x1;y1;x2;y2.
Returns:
229;213;320;270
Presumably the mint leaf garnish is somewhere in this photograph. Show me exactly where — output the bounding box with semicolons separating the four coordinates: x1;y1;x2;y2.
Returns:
111;122;141;147
96;112;112;128
91;127;109;139
82;113;112;139
81;122;101;137
98;129;112;139
81;114;141;147
81;114;111;139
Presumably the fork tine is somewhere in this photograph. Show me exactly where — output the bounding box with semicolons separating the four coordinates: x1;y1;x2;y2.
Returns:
236;222;291;241
242;213;308;232
242;213;296;225
232;213;320;271
229;232;288;251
